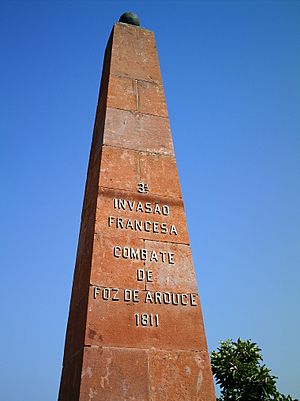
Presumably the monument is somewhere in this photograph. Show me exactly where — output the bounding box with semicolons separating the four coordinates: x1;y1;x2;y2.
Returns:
58;12;216;401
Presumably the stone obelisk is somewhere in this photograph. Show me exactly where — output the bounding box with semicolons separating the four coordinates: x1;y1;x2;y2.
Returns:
58;12;216;401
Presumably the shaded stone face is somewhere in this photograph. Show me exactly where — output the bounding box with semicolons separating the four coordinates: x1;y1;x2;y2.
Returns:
58;22;216;401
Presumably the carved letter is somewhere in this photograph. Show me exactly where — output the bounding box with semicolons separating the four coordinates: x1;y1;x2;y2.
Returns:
145;291;153;303
113;246;121;258
170;224;178;235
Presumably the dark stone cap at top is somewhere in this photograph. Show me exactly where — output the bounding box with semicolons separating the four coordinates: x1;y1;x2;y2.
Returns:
119;12;140;26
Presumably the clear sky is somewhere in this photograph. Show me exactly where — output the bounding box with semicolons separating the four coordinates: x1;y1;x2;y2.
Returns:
1;1;299;400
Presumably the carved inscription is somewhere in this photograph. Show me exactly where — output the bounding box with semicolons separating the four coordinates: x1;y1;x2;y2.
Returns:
108;216;178;235
93;183;197;329
137;269;153;282
109;198;178;236
135;313;159;327
137;182;149;194
113;246;175;264
114;198;170;215
94;287;198;307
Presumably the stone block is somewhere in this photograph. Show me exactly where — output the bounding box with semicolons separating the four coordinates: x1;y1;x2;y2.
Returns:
99;146;181;198
80;347;149;401
106;75;168;118
137;80;168;117
99;145;181;197
144;240;198;293
110;23;162;82
148;349;213;401
139;153;182;198
103;108;174;155
107;74;137;111
95;187;189;244
98;146;139;192
90;234;145;290
85;286;204;351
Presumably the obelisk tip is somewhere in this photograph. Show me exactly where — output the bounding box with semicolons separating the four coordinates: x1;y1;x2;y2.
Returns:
119;12;140;26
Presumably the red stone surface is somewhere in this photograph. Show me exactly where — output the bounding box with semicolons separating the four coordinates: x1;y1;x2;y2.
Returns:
86;285;204;350
148;349;215;401
110;24;162;82
78;347;214;401
139;152;182;197
90;234;146;290
98;146;181;196
103;108;174;155
80;347;149;401
58;21;216;401
144;240;198;293
107;75;168;117
95;187;189;244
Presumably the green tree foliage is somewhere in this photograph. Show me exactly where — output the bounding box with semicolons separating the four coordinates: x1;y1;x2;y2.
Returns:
211;338;297;401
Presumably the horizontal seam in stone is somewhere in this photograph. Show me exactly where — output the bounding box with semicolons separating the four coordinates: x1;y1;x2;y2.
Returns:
101;143;175;158
93;231;190;246
143;237;190;246
98;184;183;201
93;232;190;247
107;105;169;119
93;231;189;246
101;143;177;158
89;284;199;296
83;344;204;353
111;72;163;86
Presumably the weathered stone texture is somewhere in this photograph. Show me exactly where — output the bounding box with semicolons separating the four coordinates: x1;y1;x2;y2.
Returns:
103;108;173;155
80;347;149;401
58;21;216;401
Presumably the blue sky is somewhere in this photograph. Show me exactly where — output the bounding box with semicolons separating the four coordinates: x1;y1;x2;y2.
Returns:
1;1;299;400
